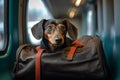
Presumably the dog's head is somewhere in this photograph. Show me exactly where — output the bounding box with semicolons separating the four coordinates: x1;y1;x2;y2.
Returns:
31;19;78;47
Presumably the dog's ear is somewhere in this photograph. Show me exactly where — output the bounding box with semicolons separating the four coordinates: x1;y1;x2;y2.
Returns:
31;19;46;39
64;20;78;40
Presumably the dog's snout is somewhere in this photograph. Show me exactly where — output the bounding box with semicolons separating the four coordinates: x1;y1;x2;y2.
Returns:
55;38;62;43
55;36;62;43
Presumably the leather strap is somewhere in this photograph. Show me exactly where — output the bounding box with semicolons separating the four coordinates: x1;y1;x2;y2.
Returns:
35;40;84;80
67;40;84;60
35;46;45;80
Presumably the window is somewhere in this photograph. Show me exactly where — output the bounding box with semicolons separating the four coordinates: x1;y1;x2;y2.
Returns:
0;0;7;52
27;0;53;45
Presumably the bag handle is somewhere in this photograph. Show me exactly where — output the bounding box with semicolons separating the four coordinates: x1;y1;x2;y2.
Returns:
35;46;45;80
35;40;84;80
13;44;32;73
67;40;84;60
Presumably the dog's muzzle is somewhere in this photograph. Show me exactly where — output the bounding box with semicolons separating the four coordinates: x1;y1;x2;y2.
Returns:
55;36;62;45
55;38;62;43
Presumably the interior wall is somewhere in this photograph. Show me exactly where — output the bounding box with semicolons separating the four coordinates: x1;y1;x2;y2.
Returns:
97;0;120;79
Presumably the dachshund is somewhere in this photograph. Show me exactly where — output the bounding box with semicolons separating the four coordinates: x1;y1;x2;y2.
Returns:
31;19;78;52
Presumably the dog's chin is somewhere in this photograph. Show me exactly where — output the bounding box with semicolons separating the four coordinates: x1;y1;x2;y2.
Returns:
53;43;63;47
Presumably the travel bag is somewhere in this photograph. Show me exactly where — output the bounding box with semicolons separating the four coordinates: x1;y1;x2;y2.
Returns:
13;35;109;80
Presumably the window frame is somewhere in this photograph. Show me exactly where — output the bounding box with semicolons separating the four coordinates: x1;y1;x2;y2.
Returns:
0;0;9;55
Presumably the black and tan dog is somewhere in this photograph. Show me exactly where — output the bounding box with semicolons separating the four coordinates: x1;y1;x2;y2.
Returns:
31;19;78;52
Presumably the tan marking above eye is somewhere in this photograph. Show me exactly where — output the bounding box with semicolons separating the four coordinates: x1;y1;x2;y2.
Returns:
57;24;65;27
57;24;66;32
48;24;55;28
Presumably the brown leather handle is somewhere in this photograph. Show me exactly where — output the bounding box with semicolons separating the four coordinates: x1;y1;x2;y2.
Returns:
67;40;84;60
35;46;45;80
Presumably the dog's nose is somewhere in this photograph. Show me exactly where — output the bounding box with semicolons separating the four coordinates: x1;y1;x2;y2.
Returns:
55;38;62;43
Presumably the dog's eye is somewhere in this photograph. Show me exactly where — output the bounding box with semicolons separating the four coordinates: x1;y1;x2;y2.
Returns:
47;27;54;34
61;26;66;31
48;25;52;28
